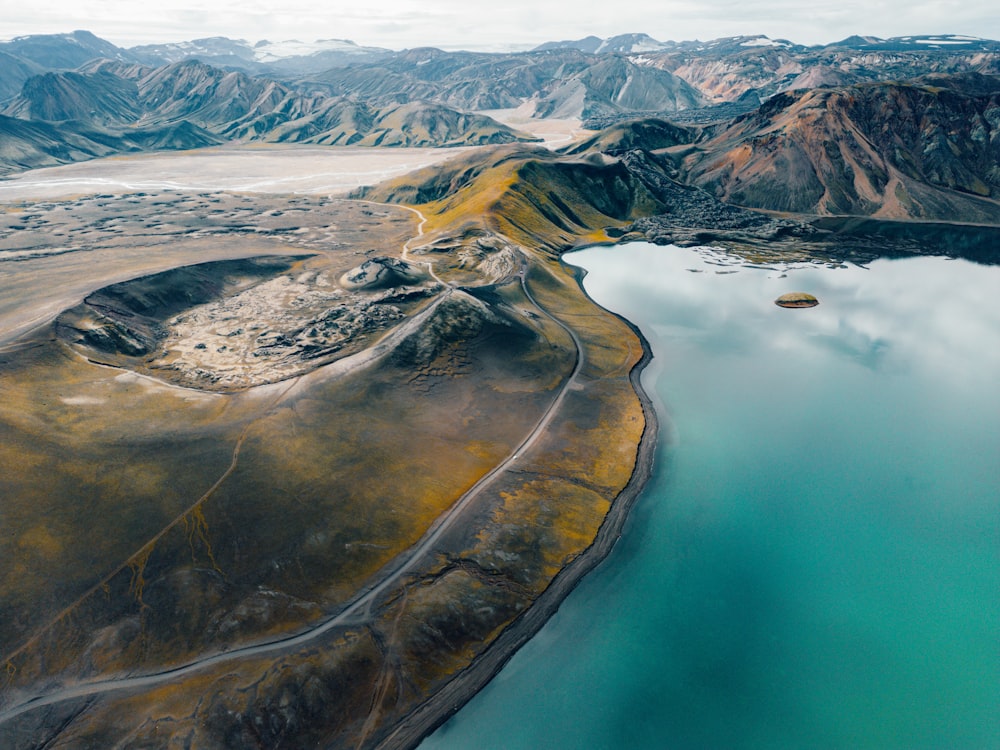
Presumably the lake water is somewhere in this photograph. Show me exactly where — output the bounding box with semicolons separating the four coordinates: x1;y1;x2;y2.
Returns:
421;243;1000;749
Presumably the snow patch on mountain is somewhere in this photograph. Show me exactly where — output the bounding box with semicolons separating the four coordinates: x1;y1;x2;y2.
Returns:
740;37;791;48
252;39;377;62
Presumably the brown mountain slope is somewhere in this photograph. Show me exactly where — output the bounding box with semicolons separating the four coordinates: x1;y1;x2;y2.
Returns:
354;139;818;262
559;117;697;156
679;73;1000;222
0;114;222;175
777;65;862;93
356;144;672;253
654;44;804;101
531;55;706;119
3;70;141;126
0;51;44;103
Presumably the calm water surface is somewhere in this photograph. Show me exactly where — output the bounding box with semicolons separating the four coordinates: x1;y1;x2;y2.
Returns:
421;243;1000;749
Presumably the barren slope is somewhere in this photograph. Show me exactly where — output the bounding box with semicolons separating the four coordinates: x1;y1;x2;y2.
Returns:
679;74;1000;222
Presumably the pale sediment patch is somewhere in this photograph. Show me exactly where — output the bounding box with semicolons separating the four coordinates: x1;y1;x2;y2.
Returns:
111;370;223;402
476;109;586;149
0;144;475;201
154;267;438;389
59;396;107;406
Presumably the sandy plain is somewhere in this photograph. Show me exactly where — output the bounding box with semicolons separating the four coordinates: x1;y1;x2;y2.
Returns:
0;145;469;202
0;114;582;204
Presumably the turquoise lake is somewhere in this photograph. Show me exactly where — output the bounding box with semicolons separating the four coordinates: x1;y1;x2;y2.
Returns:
421;243;1000;749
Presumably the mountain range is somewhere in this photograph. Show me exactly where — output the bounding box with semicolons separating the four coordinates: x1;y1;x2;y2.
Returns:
129;36;393;74
297;46;706;117
359;71;1000;244
0;55;540;174
6;29;999;111
2;29;1000;227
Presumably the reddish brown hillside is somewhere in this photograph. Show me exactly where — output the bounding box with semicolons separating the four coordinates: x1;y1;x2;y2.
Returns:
679;74;1000;222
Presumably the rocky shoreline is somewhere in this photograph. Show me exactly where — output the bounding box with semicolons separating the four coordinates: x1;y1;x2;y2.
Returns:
375;266;660;750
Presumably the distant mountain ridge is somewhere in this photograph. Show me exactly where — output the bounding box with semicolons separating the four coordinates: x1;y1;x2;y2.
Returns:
3;26;1000;230
129;36;393;75
3;29;999;114
829;34;1000;51
642;35;1000;102
299;47;707;119
0;30;133;70
534;33;674;55
0;58;539;174
534;32;1000;55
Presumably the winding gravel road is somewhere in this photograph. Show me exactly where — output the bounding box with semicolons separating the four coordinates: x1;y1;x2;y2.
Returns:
0;211;586;728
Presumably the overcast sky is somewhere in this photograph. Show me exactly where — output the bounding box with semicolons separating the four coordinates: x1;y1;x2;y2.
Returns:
6;0;1000;50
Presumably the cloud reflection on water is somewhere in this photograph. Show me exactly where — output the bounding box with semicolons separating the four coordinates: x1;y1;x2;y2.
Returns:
569;244;1000;391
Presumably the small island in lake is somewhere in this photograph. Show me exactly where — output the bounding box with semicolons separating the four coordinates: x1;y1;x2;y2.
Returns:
775;292;820;308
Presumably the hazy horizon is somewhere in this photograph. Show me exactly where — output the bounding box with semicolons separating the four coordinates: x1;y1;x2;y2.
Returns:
6;0;1000;52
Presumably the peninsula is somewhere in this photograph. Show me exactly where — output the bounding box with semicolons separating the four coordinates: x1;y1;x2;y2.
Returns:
0;160;653;749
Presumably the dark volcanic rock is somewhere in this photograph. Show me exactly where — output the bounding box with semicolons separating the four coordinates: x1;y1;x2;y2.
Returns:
616;149;819;245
